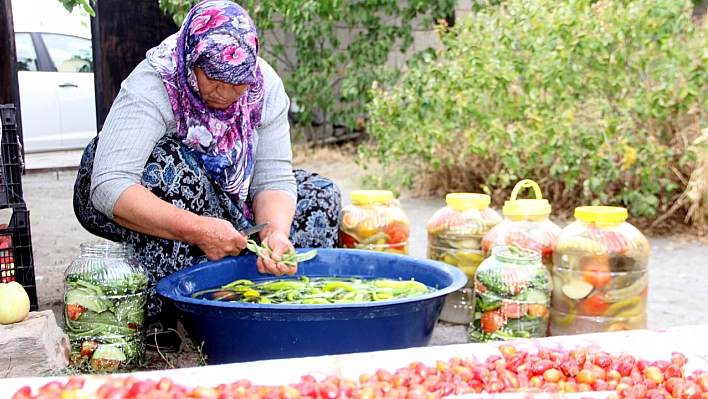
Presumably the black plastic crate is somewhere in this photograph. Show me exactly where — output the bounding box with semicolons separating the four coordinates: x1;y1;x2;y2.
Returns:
0;104;24;208
0;205;38;311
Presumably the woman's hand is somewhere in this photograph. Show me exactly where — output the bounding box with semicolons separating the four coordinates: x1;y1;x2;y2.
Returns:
193;216;250;260
113;186;249;260
255;229;297;276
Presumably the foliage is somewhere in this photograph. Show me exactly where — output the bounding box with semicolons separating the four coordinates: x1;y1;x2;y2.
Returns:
156;0;455;142
57;0;96;16
364;0;708;223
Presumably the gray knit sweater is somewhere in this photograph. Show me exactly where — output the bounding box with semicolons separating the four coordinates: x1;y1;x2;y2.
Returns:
90;58;296;220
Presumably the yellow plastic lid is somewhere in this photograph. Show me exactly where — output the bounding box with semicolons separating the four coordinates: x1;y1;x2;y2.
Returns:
502;180;552;216
446;193;491;210
351;190;393;204
574;206;628;224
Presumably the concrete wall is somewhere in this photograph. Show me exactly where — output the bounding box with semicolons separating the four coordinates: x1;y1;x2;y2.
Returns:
260;1;476;79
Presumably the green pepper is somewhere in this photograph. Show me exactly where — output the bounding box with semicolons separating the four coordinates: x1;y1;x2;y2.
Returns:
323;282;355;292
222;279;254;288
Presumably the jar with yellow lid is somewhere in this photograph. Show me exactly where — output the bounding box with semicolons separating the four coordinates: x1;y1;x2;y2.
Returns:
338;190;410;254
481;180;562;273
550;206;650;335
427;193;502;324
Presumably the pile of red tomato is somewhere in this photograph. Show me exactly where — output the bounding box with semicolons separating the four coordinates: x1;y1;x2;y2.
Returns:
12;346;708;399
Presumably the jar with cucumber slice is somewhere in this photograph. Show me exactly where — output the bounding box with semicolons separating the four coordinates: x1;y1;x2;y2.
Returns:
481;180;562;274
550;206;650;335
469;246;552;342
427;193;502;324
63;242;148;371
338;190;411;254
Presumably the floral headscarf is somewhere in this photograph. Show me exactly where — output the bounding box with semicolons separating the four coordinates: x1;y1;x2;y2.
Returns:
146;0;264;218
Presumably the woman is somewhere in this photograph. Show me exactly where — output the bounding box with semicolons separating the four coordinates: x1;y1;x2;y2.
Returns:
73;0;341;347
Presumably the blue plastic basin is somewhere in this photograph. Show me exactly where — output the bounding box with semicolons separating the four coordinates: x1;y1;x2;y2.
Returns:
156;248;467;364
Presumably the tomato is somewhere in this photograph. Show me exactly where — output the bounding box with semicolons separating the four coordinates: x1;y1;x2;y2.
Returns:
475;279;488;294
527;304;548;317
66;304;85;321
339;232;359;249
578;292;612;316
599;231;632;254
504;231;553;256
386;223;408;251
481;230;500;252
480;310;506;333
500;301;526;319
580;253;612;289
499;269;527;295
385;223;409;251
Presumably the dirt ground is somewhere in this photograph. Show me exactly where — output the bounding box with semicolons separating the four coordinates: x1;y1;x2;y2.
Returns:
18;151;708;358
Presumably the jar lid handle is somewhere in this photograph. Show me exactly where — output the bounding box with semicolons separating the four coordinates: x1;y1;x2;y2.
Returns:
509;179;543;202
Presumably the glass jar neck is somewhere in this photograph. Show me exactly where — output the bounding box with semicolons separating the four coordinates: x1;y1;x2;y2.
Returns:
80;242;132;257
491;246;542;265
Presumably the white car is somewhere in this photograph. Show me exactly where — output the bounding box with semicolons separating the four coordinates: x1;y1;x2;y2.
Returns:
15;31;96;153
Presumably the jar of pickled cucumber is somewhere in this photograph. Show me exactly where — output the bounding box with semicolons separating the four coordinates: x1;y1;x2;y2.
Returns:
550;206;650;335
427;193;502;324
469;246;552;342
338;190;410;254
481;180;562;273
63;242;148;371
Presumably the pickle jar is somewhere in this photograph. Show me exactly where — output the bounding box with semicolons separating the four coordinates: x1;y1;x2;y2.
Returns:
550;206;650;335
339;190;411;254
469;246;552;342
427;193;502;324
481;180;562;273
63;241;148;372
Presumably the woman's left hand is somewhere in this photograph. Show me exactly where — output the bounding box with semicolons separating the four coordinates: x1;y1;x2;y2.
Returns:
256;229;298;276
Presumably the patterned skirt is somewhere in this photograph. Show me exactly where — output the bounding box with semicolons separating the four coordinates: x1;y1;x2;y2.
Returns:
73;136;342;319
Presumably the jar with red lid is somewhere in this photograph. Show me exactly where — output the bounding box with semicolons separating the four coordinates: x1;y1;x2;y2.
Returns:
427;193;502;324
481;180;562;273
550;206;650;335
338;190;410;254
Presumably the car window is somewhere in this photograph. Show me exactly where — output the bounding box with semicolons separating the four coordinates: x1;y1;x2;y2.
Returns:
40;33;93;73
15;33;38;71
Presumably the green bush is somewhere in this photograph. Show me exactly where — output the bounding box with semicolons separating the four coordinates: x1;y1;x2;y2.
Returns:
364;0;708;225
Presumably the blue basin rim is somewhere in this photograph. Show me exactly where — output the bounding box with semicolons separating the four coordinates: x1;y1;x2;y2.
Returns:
157;248;468;310
155;248;468;364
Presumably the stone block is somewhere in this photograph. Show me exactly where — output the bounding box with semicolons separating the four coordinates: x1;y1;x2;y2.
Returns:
0;310;70;378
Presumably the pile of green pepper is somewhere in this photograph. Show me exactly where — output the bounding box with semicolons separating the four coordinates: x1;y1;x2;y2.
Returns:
192;276;433;305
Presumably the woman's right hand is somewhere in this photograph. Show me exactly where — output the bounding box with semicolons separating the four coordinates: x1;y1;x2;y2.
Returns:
192;216;249;260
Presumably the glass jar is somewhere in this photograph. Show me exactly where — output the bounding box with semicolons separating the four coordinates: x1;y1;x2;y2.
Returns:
550;206;650;335
63;241;148;371
427;193;502;324
339;190;411;254
481;180;562;273
468;246;552;342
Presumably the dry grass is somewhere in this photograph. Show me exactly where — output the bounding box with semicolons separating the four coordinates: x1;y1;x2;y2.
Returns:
292;142;359;166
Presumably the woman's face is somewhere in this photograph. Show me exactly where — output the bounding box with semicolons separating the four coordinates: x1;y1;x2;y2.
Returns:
194;67;249;109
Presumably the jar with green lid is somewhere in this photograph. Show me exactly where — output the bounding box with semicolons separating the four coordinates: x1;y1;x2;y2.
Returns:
63;241;148;371
468;246;552;342
550;206;650;335
481;180;562;273
427;193;502;324
338;190;410;254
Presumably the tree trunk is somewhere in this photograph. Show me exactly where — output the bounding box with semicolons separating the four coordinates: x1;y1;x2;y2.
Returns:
91;0;178;131
0;0;23;147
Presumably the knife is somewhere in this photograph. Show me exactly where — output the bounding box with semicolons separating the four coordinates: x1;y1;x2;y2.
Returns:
240;222;269;237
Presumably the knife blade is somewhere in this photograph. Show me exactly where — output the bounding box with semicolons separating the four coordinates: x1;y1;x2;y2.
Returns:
240;222;269;237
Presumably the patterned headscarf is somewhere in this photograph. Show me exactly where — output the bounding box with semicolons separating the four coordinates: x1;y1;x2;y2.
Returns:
146;0;264;218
